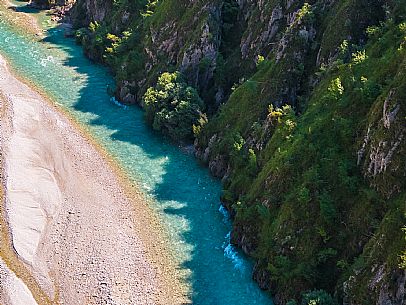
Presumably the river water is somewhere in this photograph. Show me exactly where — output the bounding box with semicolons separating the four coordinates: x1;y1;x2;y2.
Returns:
0;7;272;304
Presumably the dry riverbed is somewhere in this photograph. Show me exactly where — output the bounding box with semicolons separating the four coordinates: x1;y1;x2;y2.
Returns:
0;54;188;304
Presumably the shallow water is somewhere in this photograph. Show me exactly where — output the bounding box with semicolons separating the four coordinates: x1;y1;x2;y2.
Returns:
0;9;272;304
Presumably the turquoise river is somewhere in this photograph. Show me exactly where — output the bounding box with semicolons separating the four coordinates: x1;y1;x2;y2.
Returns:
0;6;272;305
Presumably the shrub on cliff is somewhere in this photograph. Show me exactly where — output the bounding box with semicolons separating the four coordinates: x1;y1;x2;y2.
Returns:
143;72;206;142
301;290;337;305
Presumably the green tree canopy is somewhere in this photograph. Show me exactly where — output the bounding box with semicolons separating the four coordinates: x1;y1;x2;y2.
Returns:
143;72;206;141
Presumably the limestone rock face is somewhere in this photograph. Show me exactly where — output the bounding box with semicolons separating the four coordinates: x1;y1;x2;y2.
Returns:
83;0;110;22
343;260;406;305
71;0;112;27
148;3;222;92
358;89;406;198
29;0;74;9
375;269;405;305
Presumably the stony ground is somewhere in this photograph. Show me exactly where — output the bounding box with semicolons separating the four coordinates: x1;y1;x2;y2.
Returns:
0;53;188;304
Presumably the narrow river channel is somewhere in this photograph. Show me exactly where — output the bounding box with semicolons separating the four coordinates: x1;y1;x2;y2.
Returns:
0;6;272;304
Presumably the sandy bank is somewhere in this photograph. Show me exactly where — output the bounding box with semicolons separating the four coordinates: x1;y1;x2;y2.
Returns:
0;0;44;37
0;258;38;305
0;55;187;304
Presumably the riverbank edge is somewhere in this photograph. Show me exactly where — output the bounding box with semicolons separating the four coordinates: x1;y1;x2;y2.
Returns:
0;0;44;37
0;4;190;304
0;91;54;305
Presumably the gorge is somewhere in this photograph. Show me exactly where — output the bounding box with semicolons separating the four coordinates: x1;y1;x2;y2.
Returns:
0;0;405;304
0;1;271;304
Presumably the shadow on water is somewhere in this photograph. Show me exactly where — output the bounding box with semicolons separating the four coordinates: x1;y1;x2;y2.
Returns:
11;5;41;14
0;9;272;302
42;23;272;305
7;0;42;14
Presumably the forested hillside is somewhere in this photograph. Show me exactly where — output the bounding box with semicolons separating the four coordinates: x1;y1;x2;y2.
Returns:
33;0;406;303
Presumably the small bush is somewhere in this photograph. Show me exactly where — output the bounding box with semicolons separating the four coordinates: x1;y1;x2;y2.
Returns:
301;290;337;305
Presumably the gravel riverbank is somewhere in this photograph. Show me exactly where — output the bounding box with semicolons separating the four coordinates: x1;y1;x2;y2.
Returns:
0;53;187;304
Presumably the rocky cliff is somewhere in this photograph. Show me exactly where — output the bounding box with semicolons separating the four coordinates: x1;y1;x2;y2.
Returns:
67;0;406;304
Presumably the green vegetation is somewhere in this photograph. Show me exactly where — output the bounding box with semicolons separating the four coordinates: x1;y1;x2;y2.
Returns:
75;18;145;85
301;290;337;305
196;1;406;303
143;72;206;141
70;0;406;303
288;289;338;305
